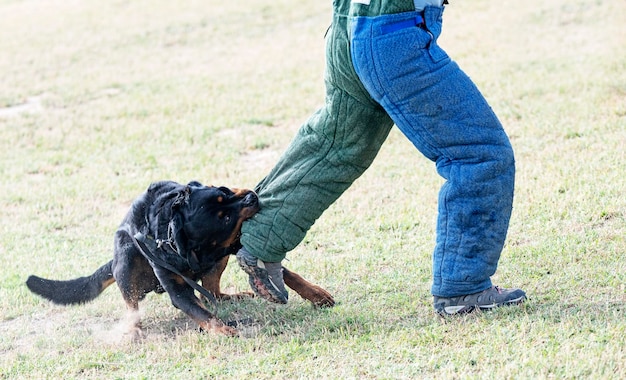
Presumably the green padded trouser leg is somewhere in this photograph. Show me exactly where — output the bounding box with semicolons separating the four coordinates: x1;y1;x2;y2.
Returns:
240;11;395;263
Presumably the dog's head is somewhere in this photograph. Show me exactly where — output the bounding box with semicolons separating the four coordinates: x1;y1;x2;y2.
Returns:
154;181;259;270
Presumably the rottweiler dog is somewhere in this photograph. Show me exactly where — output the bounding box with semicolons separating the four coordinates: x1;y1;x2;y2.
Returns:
26;180;334;336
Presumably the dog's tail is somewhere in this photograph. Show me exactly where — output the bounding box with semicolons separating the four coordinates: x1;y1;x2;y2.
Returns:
26;260;115;305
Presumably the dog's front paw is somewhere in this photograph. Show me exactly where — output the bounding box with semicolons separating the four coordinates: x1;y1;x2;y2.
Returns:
310;286;336;308
300;285;335;308
198;318;238;336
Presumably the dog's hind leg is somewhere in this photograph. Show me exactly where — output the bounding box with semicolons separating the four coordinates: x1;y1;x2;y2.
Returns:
112;230;163;338
201;256;254;301
113;259;160;340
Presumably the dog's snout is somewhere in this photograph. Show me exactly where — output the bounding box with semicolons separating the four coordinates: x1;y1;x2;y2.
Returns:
243;192;259;207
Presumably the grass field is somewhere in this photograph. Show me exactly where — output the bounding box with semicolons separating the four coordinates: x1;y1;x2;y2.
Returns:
1;0;625;378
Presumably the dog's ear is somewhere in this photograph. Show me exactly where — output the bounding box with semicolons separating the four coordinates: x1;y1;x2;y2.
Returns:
187;181;203;188
172;185;192;209
151;185;190;238
169;211;201;272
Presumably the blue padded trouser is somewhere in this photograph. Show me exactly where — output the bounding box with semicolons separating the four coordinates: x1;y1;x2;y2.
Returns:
240;2;515;298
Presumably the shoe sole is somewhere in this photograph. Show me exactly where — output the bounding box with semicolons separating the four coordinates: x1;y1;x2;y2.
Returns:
236;256;288;304
436;295;526;316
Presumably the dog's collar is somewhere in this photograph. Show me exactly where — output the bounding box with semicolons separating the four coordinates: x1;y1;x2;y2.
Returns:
131;232;218;315
152;221;202;273
155;221;179;255
135;233;169;257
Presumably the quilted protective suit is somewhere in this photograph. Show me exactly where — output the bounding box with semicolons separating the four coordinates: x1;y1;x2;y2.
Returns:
240;0;515;298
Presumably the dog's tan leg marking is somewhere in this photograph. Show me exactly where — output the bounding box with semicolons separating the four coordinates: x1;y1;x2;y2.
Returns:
201;256;254;300
283;267;335;307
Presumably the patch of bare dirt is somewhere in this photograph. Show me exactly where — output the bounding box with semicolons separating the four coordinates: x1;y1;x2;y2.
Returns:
0;96;43;118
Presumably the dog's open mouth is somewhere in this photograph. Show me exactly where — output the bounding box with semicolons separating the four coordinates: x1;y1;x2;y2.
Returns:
239;191;260;217
234;230;243;242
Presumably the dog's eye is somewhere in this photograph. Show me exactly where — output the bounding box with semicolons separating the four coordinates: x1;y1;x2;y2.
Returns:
218;212;231;223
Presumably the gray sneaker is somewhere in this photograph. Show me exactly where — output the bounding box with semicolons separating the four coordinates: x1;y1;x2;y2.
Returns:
434;286;526;316
236;247;288;304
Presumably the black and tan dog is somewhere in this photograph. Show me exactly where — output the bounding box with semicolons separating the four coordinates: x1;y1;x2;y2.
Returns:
26;180;334;336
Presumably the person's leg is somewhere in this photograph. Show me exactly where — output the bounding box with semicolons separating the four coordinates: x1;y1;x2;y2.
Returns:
241;93;393;262
350;7;524;303
238;9;394;302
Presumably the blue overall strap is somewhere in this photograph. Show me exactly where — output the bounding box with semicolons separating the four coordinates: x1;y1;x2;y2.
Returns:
380;15;425;34
414;0;448;9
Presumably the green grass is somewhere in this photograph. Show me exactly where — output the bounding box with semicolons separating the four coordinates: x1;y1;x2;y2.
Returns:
1;0;625;378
